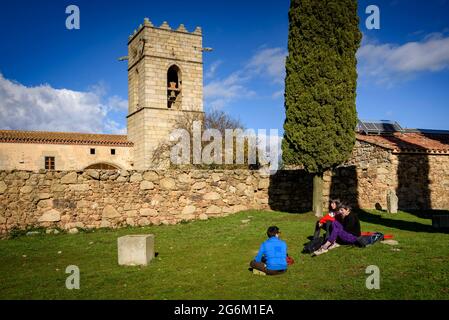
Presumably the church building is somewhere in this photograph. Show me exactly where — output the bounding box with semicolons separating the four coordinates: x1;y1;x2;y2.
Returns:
0;18;204;171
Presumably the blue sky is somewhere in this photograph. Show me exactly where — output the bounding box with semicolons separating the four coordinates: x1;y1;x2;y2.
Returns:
0;0;448;134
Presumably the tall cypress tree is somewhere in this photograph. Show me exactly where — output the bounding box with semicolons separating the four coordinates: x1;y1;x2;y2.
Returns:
282;0;362;216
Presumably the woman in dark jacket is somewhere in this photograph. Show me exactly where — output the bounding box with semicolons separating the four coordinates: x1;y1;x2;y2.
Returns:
312;204;361;256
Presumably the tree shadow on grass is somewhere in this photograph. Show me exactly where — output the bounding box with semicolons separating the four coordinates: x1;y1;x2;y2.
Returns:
356;210;449;234
328;164;449;234
399;209;449;220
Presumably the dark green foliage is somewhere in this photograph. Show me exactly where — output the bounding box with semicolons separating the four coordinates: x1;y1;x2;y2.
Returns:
282;0;362;173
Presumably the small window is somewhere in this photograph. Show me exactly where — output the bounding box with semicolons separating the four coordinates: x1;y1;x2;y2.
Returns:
90;148;96;155
111;149;116;155
45;157;55;170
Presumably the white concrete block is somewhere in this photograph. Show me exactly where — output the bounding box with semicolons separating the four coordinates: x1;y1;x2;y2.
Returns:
118;234;155;266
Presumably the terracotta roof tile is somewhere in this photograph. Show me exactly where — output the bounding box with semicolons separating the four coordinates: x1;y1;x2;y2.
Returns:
0;130;133;147
2;130;447;153
356;132;449;154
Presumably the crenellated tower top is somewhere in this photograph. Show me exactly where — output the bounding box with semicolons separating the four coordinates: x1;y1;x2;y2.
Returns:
128;18;202;43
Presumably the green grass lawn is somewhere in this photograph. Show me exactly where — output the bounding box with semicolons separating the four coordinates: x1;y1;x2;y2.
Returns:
1;210;448;300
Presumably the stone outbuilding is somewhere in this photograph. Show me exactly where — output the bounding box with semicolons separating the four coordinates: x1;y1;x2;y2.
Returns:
325;130;449;211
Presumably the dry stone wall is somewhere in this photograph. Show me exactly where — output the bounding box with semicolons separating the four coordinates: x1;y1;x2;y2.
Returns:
322;141;395;209
0;169;271;237
322;141;449;211
1;141;449;237
391;153;449;210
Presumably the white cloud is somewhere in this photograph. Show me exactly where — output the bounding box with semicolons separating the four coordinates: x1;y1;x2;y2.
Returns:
271;89;284;99
358;33;449;86
204;71;256;110
106;95;128;112
104;118;127;134
204;47;286;109
205;72;248;99
247;47;287;84
205;60;222;79
0;73;127;134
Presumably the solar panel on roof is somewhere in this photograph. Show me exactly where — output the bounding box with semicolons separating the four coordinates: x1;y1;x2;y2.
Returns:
358;120;403;135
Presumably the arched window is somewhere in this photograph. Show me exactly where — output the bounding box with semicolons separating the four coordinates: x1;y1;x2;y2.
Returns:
167;65;182;109
85;163;120;170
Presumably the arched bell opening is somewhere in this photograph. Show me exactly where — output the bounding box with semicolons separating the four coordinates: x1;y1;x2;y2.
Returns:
167;65;182;109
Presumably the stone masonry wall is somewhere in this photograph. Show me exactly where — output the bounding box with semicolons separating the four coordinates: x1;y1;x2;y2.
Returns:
0;169;271;237
390;153;449;210
1;142;449;237
322;141;449;210
323;140;395;209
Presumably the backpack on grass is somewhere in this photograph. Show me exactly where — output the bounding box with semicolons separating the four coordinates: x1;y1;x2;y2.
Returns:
357;232;384;247
302;236;324;254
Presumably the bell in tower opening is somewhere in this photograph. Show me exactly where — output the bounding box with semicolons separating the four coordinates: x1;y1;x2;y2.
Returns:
167;65;182;109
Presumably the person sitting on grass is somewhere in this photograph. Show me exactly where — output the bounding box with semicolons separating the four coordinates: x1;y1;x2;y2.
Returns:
313;199;341;240
250;226;288;275
312;204;361;256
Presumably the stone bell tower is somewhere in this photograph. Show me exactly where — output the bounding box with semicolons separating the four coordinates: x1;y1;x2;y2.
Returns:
127;18;204;169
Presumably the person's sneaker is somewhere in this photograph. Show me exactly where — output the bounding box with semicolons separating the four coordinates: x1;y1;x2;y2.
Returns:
252;269;267;276
327;242;340;250
312;247;328;257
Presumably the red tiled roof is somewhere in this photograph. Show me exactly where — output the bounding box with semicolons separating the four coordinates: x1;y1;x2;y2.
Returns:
356;132;449;154
0;130;133;147
1;130;447;153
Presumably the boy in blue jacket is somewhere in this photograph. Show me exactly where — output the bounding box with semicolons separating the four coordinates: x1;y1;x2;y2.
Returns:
250;226;288;275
